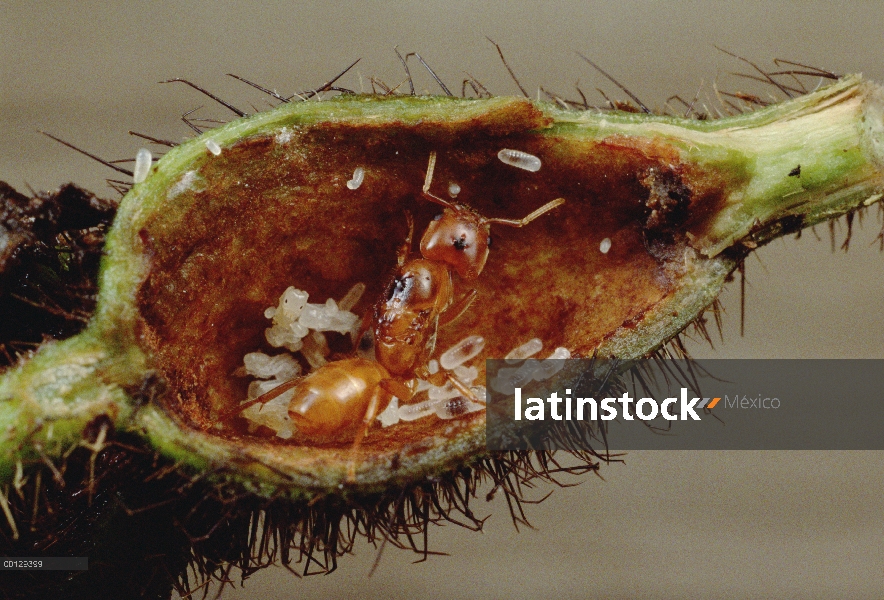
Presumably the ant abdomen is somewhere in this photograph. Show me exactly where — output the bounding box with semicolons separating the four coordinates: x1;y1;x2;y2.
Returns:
287;358;391;443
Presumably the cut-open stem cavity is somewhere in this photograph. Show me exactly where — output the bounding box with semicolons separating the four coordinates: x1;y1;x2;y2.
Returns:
2;75;884;501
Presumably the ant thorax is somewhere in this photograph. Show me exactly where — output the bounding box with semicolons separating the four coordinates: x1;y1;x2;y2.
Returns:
374;259;453;378
382;259;453;314
419;207;491;281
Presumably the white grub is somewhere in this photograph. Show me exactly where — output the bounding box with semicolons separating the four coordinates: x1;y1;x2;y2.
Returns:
439;335;485;370
398;397;440;422
599;237;612;254
205;139;222;156
243;284;365;436
504;338;543;363
388;334;489;426
534;357;566;380
497;148;541;172
263;288;359;350
264;287;310;351
377;397;400;427
490;347;571;393
452;365;479;385
243;352;300;381
490;361;540;395
264;326;305;353
448;182;461;198
434;393;485;420
241;384;294;439
346;166;365;190
428;380;460;402
299;298;359;334
547;347;571;360
133;148;152;184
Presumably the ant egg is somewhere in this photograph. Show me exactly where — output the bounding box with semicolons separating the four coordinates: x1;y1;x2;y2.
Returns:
599;237;612;254
504;338;543;363
448;182;461;198
452;365;478;385
398;397;439;422
133;148;152;184
243;352;301;380
534;354;567;380
497;148;541;172
490;362;538;394
205;139;222;156
439;335;485;370
346;166;365;190
428;380;459;401
546;347;571;360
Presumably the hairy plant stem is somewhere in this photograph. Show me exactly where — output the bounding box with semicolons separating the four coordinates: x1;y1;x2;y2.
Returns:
1;74;883;495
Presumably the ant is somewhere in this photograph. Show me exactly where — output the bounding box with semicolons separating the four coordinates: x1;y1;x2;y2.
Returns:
239;152;564;476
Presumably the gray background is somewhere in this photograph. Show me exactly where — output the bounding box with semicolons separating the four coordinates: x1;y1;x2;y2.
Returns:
3;1;884;597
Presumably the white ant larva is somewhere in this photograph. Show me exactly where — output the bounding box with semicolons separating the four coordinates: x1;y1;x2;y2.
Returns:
599;237;612;254
439;335;485;370
346;166;365;190
504;338;543;363
448;182;461;198
205;139;222;156
497;148;541;172
133;148;152;184
533;347;571;380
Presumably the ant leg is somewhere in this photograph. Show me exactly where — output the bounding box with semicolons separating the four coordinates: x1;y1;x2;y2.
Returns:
444;372;485;405
378;377;415;401
353;308;375;356
439;288;478;327
347;385;389;482
221;377;301;420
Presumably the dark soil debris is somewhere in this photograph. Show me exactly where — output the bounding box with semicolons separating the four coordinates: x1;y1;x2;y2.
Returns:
0;182;117;367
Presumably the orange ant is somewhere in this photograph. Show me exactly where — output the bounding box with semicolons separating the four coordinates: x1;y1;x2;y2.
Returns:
239;152;563;475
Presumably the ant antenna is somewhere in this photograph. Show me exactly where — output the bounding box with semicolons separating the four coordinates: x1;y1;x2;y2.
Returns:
421;151;455;208
485;197;565;227
422;151;565;222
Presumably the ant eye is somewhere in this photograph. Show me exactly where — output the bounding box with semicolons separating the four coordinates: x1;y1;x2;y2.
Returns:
433;213;442;221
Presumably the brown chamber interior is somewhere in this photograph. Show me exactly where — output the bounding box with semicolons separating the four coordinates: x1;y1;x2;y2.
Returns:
134;116;726;449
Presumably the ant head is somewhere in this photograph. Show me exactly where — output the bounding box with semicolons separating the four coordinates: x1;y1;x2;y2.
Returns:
419;206;491;281
417;151;564;280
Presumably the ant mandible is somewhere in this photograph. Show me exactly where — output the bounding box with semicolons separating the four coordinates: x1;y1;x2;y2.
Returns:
240;151;564;472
